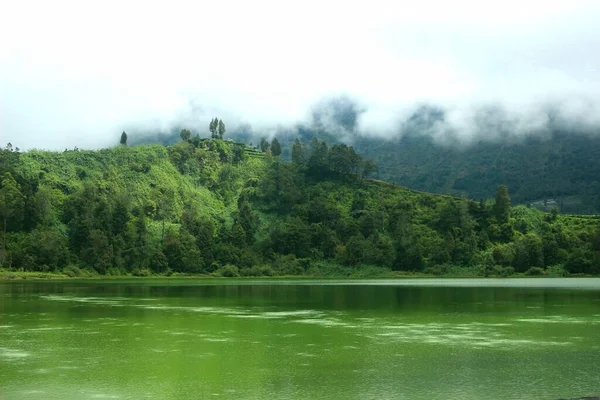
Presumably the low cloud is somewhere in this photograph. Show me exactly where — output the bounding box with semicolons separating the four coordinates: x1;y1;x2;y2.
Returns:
1;0;599;150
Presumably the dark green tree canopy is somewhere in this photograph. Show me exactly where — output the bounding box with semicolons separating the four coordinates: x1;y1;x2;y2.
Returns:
180;129;191;142
209;118;218;138
218;120;226;139
291;139;305;165
260;137;270;153
493;184;511;224
120;131;128;146
0;136;598;277
271;138;281;156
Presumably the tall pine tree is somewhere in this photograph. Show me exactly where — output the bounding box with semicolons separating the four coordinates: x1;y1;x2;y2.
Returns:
218;120;226;139
493;184;511;224
209;119;217;138
271;138;281;156
291;139;305;165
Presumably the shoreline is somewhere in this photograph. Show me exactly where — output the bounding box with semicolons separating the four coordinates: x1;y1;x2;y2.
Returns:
0;270;588;281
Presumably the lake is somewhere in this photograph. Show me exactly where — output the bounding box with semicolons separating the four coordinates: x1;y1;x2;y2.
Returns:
1;278;599;399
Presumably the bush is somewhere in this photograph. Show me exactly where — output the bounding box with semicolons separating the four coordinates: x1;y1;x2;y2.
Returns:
546;264;568;277
63;265;96;278
107;267;126;276
240;265;275;277
444;264;487;277
525;267;546;276
63;264;84;277
492;265;515;277
424;264;449;276
272;254;305;275
215;264;239;277
132;267;152;277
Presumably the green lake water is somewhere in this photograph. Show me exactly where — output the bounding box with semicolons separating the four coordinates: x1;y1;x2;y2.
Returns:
1;278;599;400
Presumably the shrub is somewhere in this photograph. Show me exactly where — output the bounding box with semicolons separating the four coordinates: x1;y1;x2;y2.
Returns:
63;264;84;277
492;265;515;277
546;264;568;277
216;264;239;277
107;267;126;276
424;264;449;276
132;267;152;277
525;267;546;276
240;265;275;277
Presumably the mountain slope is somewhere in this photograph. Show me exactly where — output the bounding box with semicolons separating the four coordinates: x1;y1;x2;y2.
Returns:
1;138;598;277
353;130;600;213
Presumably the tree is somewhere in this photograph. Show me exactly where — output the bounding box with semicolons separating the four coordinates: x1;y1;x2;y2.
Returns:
308;140;328;178
218;119;226;139
260;137;270;153
291;139;305;165
0;172;24;265
271;138;281;156
493;184;511;224
209;118;218;138
180;129;191;142
120;131;128;146
362;158;378;179
237;199;258;245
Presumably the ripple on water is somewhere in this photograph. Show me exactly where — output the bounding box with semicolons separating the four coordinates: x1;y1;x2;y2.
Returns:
41;295;124;306
26;327;66;332
364;321;573;349
262;310;322;317
0;347;30;359
293;318;352;328
88;393;121;399
515;316;599;324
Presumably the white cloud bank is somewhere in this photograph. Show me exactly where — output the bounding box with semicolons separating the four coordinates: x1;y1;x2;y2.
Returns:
1;0;599;149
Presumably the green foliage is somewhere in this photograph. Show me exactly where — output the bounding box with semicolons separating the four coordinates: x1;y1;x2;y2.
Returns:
0;136;598;277
271;138;282;156
209;119;218;138
218;120;226;139
352;129;600;214
215;264;239;277
240;265;274;277
120;131;128;146
493;184;511;224
260;137;270;153
291;139;305;165
180;129;191;142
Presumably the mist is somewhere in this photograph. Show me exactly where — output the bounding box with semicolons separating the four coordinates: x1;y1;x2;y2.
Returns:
1;0;599;150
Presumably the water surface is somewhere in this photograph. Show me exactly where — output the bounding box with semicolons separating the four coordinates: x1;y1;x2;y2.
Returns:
1;278;599;399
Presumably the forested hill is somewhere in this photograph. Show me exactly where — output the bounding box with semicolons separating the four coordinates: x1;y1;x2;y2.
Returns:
1;137;599;277
126;111;600;214
353;130;600;214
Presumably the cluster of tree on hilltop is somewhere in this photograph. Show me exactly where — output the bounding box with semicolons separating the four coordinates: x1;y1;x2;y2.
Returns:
1;135;599;277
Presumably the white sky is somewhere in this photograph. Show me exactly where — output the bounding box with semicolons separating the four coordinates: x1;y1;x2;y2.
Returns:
1;0;599;149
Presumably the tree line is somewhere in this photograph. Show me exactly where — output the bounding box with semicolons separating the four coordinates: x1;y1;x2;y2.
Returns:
1;138;599;277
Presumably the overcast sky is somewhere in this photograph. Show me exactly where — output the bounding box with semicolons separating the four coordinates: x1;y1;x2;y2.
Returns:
1;0;599;149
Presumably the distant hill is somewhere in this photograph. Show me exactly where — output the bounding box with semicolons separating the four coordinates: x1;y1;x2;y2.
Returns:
353;129;600;214
248;104;600;214
124;109;600;215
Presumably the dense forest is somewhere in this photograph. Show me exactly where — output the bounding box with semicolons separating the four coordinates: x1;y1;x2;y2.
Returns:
130;109;600;214
353;130;600;214
1;129;599;277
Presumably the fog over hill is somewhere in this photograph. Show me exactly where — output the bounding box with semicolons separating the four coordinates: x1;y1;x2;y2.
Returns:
2;0;600;150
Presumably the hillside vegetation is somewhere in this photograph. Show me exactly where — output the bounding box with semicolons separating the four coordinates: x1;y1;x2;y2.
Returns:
1;136;599;277
353;130;600;214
